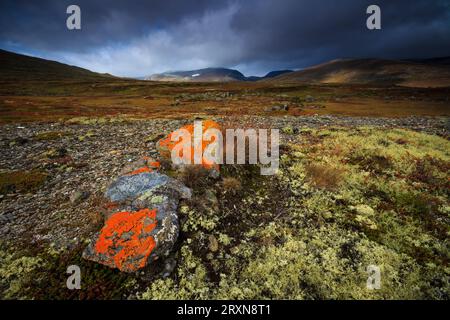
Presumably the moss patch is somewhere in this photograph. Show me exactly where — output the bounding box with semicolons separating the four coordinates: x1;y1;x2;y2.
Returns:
2;126;449;299
33;131;70;141
0;170;47;194
138;127;449;300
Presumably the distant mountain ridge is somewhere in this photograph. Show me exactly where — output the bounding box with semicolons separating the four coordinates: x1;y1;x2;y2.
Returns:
146;57;450;87
146;68;294;82
263;70;294;78
266;58;450;87
1;49;449;88
146;68;246;82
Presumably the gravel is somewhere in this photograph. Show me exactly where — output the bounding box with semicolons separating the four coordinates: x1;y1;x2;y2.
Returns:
0;115;448;250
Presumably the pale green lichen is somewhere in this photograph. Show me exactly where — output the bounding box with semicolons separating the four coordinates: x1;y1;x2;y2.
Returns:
139;246;211;299
218;233;232;246
138;127;449;300
180;204;220;232
282;126;294;135
150;195;165;204
3;126;449;300
0;251;44;299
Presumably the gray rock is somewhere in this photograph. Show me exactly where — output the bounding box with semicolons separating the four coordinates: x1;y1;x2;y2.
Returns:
83;170;191;273
162;257;177;278
118;159;147;176
305;95;315;102
266;104;289;112
106;171;187;202
204;189;219;211
70;190;90;204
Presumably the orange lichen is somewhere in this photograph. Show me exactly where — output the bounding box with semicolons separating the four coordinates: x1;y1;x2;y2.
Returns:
158;119;221;170
149;161;160;168
126;166;153;175
94;208;158;272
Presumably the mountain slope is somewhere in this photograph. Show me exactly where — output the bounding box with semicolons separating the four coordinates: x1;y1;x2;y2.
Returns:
147;68;246;82
146;68;294;82
407;57;450;66
245;70;294;81
0;49;114;81
263;70;294;78
268;58;450;87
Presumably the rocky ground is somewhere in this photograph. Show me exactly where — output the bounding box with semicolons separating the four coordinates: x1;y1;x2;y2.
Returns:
0;114;449;299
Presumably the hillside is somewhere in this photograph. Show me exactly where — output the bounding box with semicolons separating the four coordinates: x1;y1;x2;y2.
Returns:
408;57;450;66
147;68;293;82
147;68;246;82
263;69;294;78
0;49;114;82
268;58;450;88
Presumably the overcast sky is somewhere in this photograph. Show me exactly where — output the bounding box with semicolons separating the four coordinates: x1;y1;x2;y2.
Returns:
1;0;449;77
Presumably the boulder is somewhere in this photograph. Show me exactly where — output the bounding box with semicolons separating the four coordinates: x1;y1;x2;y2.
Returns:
157;119;221;175
83;161;191;273
70;190;90;204
265;104;289;112
305;95;315;102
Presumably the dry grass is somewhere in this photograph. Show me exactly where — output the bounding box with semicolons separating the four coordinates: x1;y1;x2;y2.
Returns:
222;177;242;194
178;165;211;189
348;154;392;174
0;81;449;124
87;210;104;229
322;98;449;117
305;163;345;190
0;170;47;194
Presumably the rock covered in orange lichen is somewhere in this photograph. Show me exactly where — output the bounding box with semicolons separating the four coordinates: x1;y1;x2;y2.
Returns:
157;119;221;172
83;169;192;273
149;161;160;169
89;208;158;272
126;166;153;175
119;156;161;176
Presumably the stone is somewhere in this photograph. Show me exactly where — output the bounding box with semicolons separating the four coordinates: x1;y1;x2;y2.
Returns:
145;133;164;143
157;119;222;173
13;137;29;146
83;162;191;273
70;190;90;204
162;257;177;278
265;105;289;112
83;208;160;272
105;171;191;204
208;234;219;252
204;189;219;212
208;169;220;179
42;147;67;159
118;158;149;176
305;95;315;102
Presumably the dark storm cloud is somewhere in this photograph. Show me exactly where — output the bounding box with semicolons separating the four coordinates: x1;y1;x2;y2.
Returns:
0;0;229;52
0;0;449;76
229;0;450;70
